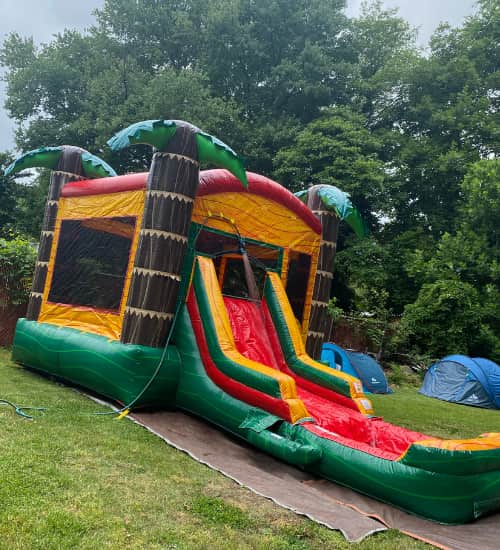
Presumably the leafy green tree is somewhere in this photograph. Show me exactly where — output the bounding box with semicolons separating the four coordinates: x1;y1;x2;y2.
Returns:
197;0;350;119
341;0;418;118
334;236;390;310
94;0;209;71
407;160;499;293
370;0;499;237
1;30;244;175
273;106;385;227
8;173;50;239
0;234;36;305
0;153;17;236
400;159;500;360
397;279;496;361
1;151;49;240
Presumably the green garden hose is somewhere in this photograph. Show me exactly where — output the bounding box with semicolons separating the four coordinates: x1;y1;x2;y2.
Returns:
0;399;45;420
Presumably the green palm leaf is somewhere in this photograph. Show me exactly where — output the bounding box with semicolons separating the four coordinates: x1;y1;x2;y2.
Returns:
107;120;177;151
343;207;368;238
5;147;63;176
295;185;368;238
195;131;247;186
80;151;117;178
107;119;248;188
5;146;117;178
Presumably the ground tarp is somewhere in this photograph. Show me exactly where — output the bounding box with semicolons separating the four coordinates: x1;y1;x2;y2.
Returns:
129;410;500;550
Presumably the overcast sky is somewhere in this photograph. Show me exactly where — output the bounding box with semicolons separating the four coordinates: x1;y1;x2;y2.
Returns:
0;0;478;152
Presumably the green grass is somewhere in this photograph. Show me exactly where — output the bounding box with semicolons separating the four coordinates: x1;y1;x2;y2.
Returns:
2;347;485;550
373;366;500;439
371;387;500;439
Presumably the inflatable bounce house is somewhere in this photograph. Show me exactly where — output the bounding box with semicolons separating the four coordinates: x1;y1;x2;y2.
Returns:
421;355;500;409
7;120;500;524
321;343;392;394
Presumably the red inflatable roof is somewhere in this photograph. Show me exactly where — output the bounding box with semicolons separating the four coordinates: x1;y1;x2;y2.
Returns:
61;169;321;234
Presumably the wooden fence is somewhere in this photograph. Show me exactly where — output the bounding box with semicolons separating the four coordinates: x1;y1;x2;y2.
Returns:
324;314;396;358
0;265;29;346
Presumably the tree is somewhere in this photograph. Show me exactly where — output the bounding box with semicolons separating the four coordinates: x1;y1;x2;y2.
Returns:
397;279;489;359
369;0;499;237
0;153;17;236
400;159;500;360
273;106;385;228
341;0;418;119
196;0;350;120
0;234;36;305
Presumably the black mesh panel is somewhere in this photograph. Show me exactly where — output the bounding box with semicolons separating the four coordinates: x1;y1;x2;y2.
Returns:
48;217;136;311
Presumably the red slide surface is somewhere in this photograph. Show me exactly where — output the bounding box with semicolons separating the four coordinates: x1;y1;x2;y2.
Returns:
224;296;427;460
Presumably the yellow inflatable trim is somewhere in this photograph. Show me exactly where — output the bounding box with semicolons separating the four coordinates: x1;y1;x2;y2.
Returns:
267;272;374;416
197;256;309;423
414;432;500;452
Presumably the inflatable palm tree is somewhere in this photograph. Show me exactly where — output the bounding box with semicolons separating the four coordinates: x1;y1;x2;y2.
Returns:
108;119;247;347
295;185;367;358
5;146;117;320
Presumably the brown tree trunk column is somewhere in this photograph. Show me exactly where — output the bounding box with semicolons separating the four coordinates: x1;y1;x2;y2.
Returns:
120;127;199;347
27;147;85;320
305;186;340;359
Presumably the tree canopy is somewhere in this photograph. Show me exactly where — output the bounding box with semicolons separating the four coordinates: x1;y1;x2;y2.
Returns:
1;0;498;361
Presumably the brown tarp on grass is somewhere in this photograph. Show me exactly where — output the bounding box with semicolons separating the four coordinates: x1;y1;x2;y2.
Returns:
129;410;385;543
128;410;500;549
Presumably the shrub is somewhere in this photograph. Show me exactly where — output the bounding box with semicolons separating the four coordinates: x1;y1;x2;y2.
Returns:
396;279;499;361
0;234;36;305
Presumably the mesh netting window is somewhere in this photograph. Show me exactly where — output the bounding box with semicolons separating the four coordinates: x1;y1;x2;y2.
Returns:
48;217;136;311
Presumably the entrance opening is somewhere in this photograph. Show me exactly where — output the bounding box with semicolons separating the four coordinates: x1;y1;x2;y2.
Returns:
194;225;280;299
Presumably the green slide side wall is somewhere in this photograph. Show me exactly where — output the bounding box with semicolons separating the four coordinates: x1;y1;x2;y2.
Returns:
173;306;321;468
173;306;500;524
173;306;271;434
12;319;181;408
401;442;500;475
263;276;351;398
192;259;284;398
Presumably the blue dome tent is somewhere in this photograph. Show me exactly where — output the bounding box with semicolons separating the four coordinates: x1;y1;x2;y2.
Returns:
321;343;392;394
420;355;500;409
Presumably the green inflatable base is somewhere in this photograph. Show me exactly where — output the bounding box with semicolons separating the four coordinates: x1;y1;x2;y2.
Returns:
12;318;181;408
11;314;500;524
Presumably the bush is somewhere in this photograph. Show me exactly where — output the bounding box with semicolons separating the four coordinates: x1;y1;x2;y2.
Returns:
396;279;499;361
0;234;36;305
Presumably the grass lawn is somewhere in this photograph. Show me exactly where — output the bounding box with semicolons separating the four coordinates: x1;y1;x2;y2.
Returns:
2;349;498;550
371;381;500;439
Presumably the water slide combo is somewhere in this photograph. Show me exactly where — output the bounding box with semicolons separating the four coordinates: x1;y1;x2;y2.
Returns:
7;120;500;524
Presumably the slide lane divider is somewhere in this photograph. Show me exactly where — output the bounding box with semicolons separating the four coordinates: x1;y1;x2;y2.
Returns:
264;272;374;416
190;256;309;423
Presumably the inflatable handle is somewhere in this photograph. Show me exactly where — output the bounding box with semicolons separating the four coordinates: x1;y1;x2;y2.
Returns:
246;429;322;466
